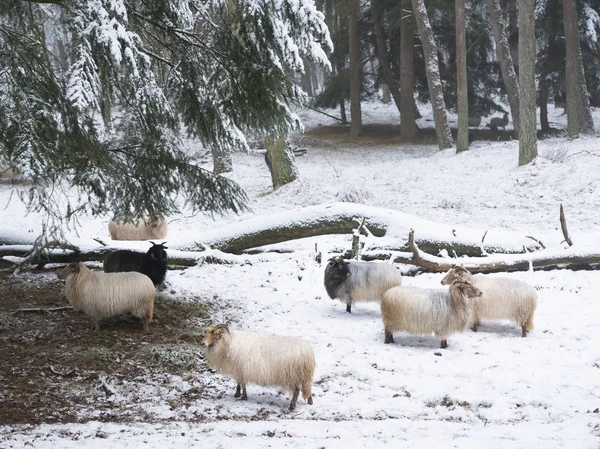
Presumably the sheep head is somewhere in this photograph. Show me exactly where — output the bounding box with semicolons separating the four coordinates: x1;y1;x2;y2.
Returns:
148;241;168;262
451;279;482;298
326;257;351;280
203;324;230;348
57;262;82;280
440;266;471;285
147;214;164;228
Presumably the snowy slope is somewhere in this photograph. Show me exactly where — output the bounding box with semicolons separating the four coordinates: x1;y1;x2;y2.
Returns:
1;101;600;448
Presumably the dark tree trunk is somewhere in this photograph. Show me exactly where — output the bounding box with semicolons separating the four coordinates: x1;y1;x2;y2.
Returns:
348;0;362;137
456;0;468;152
518;0;537;166
486;0;520;136
371;0;402;115
563;0;595;137
539;82;550;133
411;0;453;149
400;0;417;138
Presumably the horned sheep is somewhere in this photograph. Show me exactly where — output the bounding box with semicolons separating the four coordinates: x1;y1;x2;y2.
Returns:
108;214;168;241
57;262;155;331
380;279;482;348
202;324;315;410
103;241;168;286
441;266;537;337
324;256;403;313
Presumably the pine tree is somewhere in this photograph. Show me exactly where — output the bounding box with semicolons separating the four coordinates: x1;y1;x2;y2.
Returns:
0;0;332;233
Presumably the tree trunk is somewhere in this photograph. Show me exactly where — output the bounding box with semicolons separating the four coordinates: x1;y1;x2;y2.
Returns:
348;0;362;137
400;0;417;138
339;99;348;125
563;0;595;137
411;0;453;150
539;82;550;133
212;146;233;174
517;0;537;166
486;0;520;136
371;0;402;115
301;58;314;97
456;0;468;152
265;135;298;189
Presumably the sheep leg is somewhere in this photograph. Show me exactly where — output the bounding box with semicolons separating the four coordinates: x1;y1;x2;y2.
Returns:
346;303;352;313
440;339;448;349
234;383;241;398
241;384;247;400
290;387;300;411
308;395;313;405
92;318;100;331
521;326;527;338
142;315;151;332
384;330;394;344
471;320;480;332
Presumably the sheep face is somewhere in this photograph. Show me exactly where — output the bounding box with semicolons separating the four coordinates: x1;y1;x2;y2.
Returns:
324;257;351;300
452;279;482;298
147;214;164;229
57;262;82;280
441;266;470;285
203;324;230;348
148;241;168;262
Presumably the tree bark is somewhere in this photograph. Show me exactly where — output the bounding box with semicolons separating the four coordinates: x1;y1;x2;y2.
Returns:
456;0;468;152
400;0;417;138
411;0;453;149
265;135;298;189
486;0;520;136
212;147;233;174
348;0;362;137
371;0;402;115
563;0;595;137
517;0;537;166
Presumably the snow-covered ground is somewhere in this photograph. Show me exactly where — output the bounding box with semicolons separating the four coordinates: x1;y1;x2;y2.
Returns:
2;102;600;448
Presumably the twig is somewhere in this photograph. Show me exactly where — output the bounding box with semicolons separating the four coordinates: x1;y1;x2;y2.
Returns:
559;203;573;247
305;105;344;122
93;238;107;247
45;364;77;377
12;306;73;314
480;231;489;256
526;236;546;249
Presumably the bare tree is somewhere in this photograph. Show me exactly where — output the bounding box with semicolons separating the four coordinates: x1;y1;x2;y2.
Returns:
349;0;362;137
518;0;537;166
411;0;453;149
486;0;520;136
400;0;417;138
456;0;468;152
371;0;402;115
563;0;595;137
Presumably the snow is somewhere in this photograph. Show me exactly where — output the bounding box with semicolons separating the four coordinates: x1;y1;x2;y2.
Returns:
2;101;600;447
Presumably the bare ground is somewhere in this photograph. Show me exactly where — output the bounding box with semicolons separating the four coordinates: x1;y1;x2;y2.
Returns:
0;267;215;426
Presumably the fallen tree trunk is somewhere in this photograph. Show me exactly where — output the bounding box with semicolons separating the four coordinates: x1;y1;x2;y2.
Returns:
361;230;600;273
0;204;542;267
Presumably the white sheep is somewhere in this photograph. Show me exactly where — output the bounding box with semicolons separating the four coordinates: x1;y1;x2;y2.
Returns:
57;262;155;331
441;266;537;337
108;214;168;241
202;324;315;410
0;162;22;182
324;256;403;313
381;279;482;348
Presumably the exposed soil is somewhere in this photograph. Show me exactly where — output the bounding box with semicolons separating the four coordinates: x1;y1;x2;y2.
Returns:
0;268;213;425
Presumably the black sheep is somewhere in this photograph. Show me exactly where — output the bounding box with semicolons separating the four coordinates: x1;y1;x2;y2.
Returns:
103;242;168;286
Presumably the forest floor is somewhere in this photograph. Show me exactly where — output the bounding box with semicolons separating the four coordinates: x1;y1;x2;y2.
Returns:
0;267;213;426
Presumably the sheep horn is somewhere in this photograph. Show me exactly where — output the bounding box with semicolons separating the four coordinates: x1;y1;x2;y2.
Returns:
214;323;230;333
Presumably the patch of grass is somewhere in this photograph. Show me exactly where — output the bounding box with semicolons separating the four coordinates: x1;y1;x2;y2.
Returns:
141;344;199;371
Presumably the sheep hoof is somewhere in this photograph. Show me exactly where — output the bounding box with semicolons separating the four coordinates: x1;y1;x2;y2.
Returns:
384;332;394;344
346;304;352;313
308;395;313;405
440;340;448;349
522;327;527;338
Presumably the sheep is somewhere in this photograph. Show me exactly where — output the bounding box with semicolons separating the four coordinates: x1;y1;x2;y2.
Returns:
487;112;509;131
0;162;21;182
103;241;168;286
441;266;537;337
468;116;482;128
108;214;168;241
380;279;482;349
202;324;315;410
324;256;402;313
57;262;155;331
